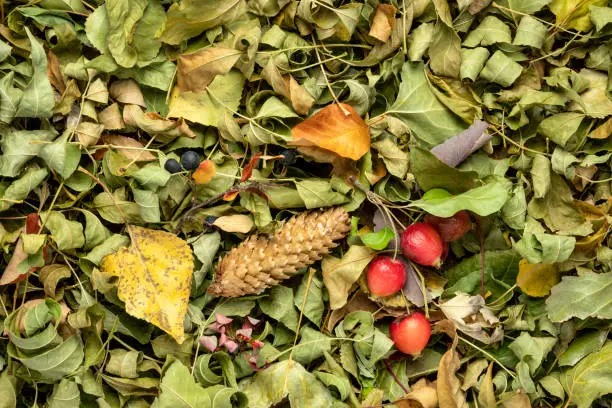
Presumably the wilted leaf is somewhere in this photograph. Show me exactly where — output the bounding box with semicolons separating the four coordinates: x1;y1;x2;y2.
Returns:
101;134;156;162
290;103;370;161
369;5;396;42
177;47;242;92
100;226;194;343
440;293;503;344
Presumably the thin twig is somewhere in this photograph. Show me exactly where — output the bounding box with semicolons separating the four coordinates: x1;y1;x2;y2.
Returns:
383;359;410;394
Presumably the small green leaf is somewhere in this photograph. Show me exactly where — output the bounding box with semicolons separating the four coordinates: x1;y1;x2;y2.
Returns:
360;227;395;250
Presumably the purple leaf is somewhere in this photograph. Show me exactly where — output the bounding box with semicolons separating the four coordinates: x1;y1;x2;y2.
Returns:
430;120;491;167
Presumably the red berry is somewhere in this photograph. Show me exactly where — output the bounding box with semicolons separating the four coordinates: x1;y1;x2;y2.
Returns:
400;223;444;267
424;211;471;242
367;256;406;297
390;312;431;355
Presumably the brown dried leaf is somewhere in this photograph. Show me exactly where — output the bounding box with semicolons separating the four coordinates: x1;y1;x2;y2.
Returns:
0;236;29;285
290;103;370;161
109;79;146;107
212;214;254;233
101;134;156;162
46;50;65;93
99;103;125;130
394;378;438;408
100;226;194;343
123;105;196;143
177;47;242;92
477;363;497;408
76;122;104;147
369;4;397;42
589;117;612;139
436;320;469;408
262;58;314;115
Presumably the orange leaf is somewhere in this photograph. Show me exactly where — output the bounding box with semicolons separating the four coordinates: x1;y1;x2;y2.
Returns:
192;160;216;184
369;4;397;42
290;103;370;161
223;191;239;201
241;152;261;182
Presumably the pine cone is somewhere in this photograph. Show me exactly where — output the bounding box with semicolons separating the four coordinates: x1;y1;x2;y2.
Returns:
208;207;351;298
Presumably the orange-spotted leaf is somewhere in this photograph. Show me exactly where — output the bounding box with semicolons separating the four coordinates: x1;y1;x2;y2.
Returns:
192;160;216;184
100;226;193;343
290;103;370;161
517;260;560;297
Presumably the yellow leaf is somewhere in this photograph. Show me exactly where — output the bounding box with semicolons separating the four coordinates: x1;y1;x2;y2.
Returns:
517;260;560;298
177;47;241;93
549;0;606;31
290;103;370;161
100;226;193;344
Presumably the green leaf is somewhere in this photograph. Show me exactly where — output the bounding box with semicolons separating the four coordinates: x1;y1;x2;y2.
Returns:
84;234;130;265
538;112;585;147
0;72;23;124
531;155;551;199
372;139;409;178
464;16;512;47
547;272;612;322
0;371;17;408
81;209;111;251
429;24;461;78
0;128;56;177
295;179;349;209
240;360;334;408
561;341;612;408
192;232;221;275
513;16;548;48
410;147;478;195
558;330;609;367
160;0;247;45
259;286;299;331
151;359;211;408
322;245;375;310
168;71;245;127
387;62;466;147
410;178;511;217
47;379;80;408
460;47;490;81
132;188;161;223
44;211;85;251
133;165;171;190
92;189;143;224
39;133;81;179
294;273;324;327
292;327;332;365
509;332;557;374
15;28;55;119
479;51;523;87
360;227;395;250
0;167;48;212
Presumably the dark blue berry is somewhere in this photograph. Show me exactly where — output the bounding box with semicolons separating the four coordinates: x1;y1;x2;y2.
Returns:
280;150;296;165
205;216;217;224
164;158;182;174
181;151;200;170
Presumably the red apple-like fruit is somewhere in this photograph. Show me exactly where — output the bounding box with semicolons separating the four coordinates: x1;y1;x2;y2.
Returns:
367;256;406;297
390;312;431;355
424;211;471;242
400;223;444;267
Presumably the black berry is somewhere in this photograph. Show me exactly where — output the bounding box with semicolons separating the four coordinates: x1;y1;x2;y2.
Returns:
181;151;200;170
280;150;297;166
164;158;182;174
205;216;217;224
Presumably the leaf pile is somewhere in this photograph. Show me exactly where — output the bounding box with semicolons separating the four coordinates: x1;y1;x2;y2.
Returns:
0;0;611;407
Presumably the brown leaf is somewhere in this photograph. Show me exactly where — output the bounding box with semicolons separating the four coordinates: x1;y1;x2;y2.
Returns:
394;378;438;408
46;50;65;93
100;226;194;343
101;134;156;162
369;4;397;42
290;103;370;161
99;103;126;130
123;104;196;143
262;59;314;115
241;153;261;182
589;117;612;139
177;47;242;93
500;392;532;408
0;236;29;285
109;79;146;107
436;320;469;408
517;260;560;297
477;363;497;408
76;122;105;147
327;291;381;331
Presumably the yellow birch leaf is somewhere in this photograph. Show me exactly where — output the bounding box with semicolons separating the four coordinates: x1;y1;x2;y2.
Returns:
100;226;193;344
517;260;560;298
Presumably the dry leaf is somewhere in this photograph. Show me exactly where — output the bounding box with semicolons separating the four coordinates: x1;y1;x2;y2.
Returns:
109;79;146;107
100;226;194;343
99;103;125;130
440;293;503;344
177;47;242;92
123;104;196;143
369;4;397;42
46;50;65;93
101;134;156;162
12;299;70;334
395;378;438;408
290;103;370;161
192;159;217;184
478;363;497;408
262;59;314;115
588;117;612;139
327;291;381;331
501;392;532;408
517;260;560;297
436;320;469;408
213;214;254;233
0;237;29;285
76;122;104;147
86;78;109;104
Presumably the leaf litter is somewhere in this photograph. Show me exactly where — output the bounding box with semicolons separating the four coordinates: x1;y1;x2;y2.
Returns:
0;0;611;407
